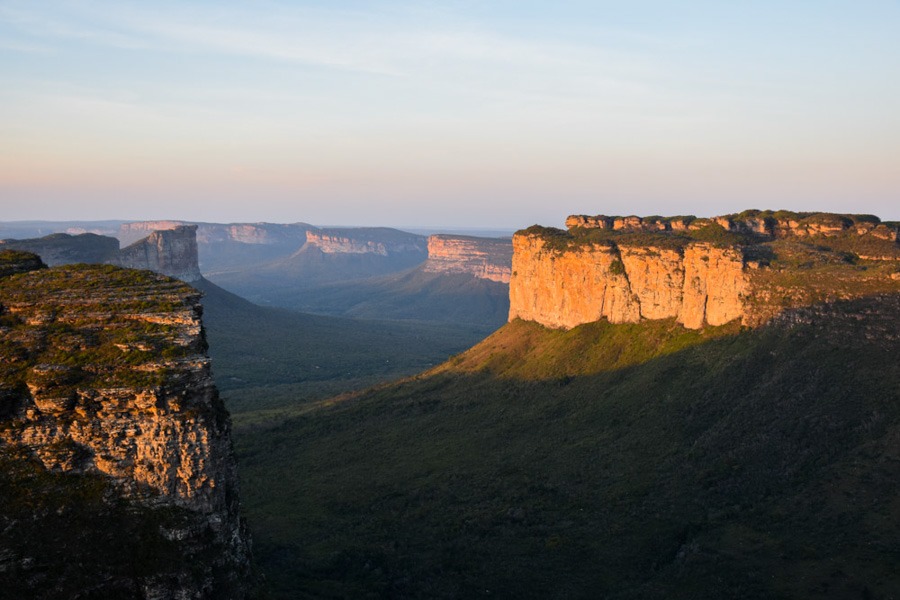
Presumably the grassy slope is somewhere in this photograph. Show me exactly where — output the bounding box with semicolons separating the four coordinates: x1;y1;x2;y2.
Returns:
234;296;900;599
206;244;426;306
277;268;510;329
193;278;491;419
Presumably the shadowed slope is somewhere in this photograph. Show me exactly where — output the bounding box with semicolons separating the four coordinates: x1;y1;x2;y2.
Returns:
192;278;490;417
236;295;900;599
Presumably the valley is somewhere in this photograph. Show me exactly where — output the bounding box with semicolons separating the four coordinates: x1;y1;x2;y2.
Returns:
2;211;899;599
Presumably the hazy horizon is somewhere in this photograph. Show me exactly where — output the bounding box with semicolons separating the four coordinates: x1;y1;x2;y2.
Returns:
2;1;898;226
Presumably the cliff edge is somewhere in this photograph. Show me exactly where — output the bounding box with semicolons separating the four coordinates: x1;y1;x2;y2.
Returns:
0;251;252;598
511;210;900;330
423;234;513;283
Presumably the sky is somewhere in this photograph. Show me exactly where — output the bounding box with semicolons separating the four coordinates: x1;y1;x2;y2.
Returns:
1;1;898;228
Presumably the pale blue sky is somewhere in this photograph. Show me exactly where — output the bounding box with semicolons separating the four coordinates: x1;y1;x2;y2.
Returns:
1;1;898;227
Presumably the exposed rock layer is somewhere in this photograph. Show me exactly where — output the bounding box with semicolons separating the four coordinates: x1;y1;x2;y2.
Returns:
511;211;900;330
116;225;203;282
509;236;748;329
0;257;252;598
303;228;427;257
423;235;513;283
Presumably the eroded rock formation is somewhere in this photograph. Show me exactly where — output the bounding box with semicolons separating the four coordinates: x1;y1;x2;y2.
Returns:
0;252;252;597
115;225;203;282
303;228;427;257
423;235;513;283
511;211;900;330
509;236;748;329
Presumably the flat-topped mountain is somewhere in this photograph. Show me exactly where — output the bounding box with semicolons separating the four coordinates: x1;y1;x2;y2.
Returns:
243;211;900;598
0;232;120;266
423;234;512;283
250;233;513;328
511;210;900;330
1;226;203;282
0;251;252;598
117;225;203;282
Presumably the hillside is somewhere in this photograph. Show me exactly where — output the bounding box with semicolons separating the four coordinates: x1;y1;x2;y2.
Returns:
235;294;900;598
192;278;490;418
210;233;513;330
274;268;510;329
207;227;428;304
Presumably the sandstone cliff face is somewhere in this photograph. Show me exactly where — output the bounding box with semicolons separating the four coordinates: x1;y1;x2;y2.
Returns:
118;220;188;246
120;220;312;247
0;256;251;598
511;211;900;331
304;228;427;256
509;235;748;329
423;235;513;283
116;225;203;282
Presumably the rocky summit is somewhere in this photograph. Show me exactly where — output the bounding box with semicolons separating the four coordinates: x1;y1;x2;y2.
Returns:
511;210;900;330
0;250;252;598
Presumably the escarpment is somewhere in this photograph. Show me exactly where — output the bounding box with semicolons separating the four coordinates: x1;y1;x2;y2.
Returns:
2;226;204;283
511;211;900;330
116;225;203;282
423;235;513;283
0;252;252;598
302;227;427;257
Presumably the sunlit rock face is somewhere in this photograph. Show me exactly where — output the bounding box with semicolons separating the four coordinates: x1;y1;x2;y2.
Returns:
510;211;900;331
0;255;252;598
304;228;427;257
509;235;748;329
423;235;513;283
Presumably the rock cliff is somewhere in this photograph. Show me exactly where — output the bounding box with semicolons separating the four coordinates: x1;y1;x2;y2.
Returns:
0;251;252;598
511;211;900;330
118;220;190;246
303;227;427;257
422;235;513;283
116;225;203;282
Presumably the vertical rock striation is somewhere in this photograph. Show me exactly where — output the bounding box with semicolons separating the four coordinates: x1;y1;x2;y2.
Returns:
0;254;252;597
422;235;513;283
116;225;203;282
509;235;748;329
511;211;899;331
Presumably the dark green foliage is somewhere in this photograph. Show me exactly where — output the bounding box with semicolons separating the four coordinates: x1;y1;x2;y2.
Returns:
685;222;757;246
234;296;900;599
0;448;195;598
608;258;626;275
267;269;510;329
194;279;492;417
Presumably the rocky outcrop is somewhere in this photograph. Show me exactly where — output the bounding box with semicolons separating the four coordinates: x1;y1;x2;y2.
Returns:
1;227;205;284
116;225;202;282
423;235;513;283
566;210;900;244
303;228;427;257
509;235;748;329
0;259;252;598
511;212;900;331
118;220;189;246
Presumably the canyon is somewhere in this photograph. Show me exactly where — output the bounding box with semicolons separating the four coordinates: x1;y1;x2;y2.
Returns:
511;211;900;330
